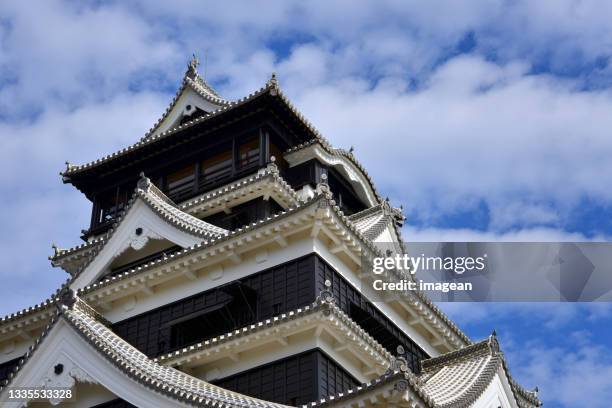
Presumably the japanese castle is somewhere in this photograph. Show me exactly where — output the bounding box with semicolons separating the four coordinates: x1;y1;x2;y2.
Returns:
0;57;541;408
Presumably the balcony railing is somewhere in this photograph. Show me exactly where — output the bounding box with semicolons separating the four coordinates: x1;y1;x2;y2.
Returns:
166;161;258;204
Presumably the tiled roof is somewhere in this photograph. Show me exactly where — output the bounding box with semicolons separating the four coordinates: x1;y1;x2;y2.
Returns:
51;164;295;268
306;333;541;408
420;334;541;408
156;294;392;367
63;174;227;285
60;183;470;349
6;184;469;356
63;298;289;407
74;191;323;296
303;369;432;407
140;58;230;142
49;238;103;266
285;139;383;204
61;75;284;177
136;175;228;238
0;293;291;407
347;201;404;241
179;161;301;215
0;297;58;330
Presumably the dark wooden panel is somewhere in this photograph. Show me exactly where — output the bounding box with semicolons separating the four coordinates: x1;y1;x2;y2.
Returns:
213;349;357;405
112;254;318;357
111;253;428;373
316;351;359;399
203;198;283;231
314;257;429;373
0;356;21;384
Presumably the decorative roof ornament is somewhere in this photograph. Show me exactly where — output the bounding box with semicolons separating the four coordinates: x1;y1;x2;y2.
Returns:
349;146;355;154
58;287;76;309
137;172;152;191
267;155;279;174
320;279;335;304
317;172;329;192
185;54;200;79
389;345;409;373
266;72;279;95
489;329;501;353
61;161;74;177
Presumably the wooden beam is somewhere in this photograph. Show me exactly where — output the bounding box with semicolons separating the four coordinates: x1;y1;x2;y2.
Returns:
311;220;322;238
274;235;288;248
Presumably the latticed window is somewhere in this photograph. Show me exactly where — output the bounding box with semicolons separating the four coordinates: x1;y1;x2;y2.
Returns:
166;164;195;202
238;137;260;168
201;146;232;183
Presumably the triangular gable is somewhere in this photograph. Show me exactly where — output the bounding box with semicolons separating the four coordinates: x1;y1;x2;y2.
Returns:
70;176;227;290
145;56;229;140
0;296;288;407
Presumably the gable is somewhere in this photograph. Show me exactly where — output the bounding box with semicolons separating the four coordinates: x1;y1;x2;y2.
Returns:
0;318;187;408
70;198;205;290
152;85;225;138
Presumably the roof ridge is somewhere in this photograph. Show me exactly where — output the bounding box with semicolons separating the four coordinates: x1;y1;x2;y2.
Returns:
179;162;301;212
62;176;227;287
421;336;495;372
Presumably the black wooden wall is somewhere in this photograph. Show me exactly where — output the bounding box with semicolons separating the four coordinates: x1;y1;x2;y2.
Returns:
213;349;358;405
111;253;428;370
314;257;429;373
0;356;21;385
112;255;316;357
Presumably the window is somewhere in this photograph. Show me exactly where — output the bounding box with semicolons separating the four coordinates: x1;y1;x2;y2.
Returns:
97;187;129;224
238;138;260;169
167;165;195;189
201;148;232;182
169;301;233;349
166;164;195;201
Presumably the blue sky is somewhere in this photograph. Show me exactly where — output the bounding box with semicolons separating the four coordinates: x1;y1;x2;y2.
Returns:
1;1;611;407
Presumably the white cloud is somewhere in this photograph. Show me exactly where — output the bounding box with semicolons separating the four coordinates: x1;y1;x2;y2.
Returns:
401;226;611;242
0;91;167;316
285;55;612;229
511;338;612;408
0;1;179;114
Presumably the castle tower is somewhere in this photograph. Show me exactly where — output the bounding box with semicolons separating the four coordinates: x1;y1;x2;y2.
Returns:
0;58;540;408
